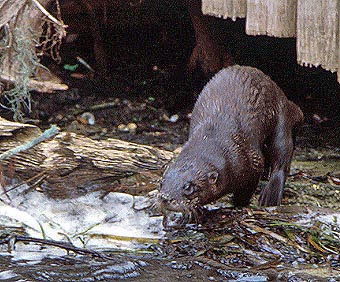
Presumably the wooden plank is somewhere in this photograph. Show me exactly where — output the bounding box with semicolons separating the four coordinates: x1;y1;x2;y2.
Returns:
223;0;247;20
202;0;224;18
297;0;339;73
246;0;268;35
246;0;297;37
266;0;297;37
202;0;246;20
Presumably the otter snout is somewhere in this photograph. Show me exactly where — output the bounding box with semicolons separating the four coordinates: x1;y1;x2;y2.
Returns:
158;192;193;229
162;210;188;231
158;192;186;213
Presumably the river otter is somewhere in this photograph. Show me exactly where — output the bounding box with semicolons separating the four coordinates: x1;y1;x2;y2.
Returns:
159;65;303;228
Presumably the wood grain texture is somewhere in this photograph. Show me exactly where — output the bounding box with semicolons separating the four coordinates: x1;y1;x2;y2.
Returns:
246;0;297;37
0;118;173;198
297;0;339;73
202;0;246;20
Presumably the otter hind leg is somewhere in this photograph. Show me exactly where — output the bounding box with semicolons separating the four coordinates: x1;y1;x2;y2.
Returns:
258;121;294;207
261;143;271;180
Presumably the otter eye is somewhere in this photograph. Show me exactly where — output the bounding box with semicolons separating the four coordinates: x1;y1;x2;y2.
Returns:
207;171;218;185
183;183;196;196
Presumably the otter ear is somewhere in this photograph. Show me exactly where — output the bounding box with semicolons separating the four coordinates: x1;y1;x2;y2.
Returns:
207;171;218;185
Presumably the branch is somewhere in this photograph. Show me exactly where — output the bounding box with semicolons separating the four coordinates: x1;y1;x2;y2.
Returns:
0;118;173;196
31;0;68;28
0;74;69;93
0;235;115;260
0;125;59;161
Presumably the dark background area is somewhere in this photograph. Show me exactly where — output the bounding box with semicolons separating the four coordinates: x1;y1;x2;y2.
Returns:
57;1;340;114
28;0;340;148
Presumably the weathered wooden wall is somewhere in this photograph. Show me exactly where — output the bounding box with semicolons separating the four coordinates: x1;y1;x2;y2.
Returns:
202;0;340;82
246;0;297;37
202;0;247;20
297;0;339;74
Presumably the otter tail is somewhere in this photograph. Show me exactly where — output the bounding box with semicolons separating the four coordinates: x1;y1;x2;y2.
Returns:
287;101;304;128
287;101;304;148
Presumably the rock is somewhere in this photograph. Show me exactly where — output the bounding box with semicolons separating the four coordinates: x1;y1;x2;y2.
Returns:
118;124;129;132
80;112;95;125
161;113;170;121
169;114;179;123
118;123;138;133
127;123;137;133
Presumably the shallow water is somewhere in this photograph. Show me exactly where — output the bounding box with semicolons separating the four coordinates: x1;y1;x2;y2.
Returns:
1;149;340;281
0;252;272;282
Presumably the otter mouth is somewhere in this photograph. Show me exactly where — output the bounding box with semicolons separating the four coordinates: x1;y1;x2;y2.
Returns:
161;210;191;231
158;193;201;230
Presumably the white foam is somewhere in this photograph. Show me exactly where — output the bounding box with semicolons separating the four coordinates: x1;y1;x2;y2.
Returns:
318;213;340;227
0;184;164;251
0;270;17;280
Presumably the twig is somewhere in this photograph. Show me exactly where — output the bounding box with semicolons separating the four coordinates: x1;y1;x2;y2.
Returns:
76;56;95;72
0;165;11;201
0;24;13;50
31;0;68;28
0;235;115;260
0;125;59;161
72;101;119;115
241;221;309;253
0;170;48;197
0;74;69;93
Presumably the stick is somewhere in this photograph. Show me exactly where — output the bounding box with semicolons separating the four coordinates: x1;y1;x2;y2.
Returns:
0;74;69;93
31;0;68;28
0;235;115;260
0;125;59;161
0;170;47;196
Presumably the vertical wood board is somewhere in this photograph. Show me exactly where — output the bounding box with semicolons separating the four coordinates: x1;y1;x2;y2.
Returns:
266;0;297;37
246;0;297;37
246;0;268;35
202;0;247;20
297;0;339;73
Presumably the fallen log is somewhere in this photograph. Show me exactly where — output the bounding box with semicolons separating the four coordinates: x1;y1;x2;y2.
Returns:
0;73;68;94
0;117;173;198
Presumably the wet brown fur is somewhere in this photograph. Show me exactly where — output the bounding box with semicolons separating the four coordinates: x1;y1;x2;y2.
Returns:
159;65;303;226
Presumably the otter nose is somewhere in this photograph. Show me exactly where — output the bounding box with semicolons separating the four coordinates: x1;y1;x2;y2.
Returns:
160;193;170;204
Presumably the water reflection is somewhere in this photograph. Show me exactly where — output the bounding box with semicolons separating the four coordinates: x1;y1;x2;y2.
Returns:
0;253;144;281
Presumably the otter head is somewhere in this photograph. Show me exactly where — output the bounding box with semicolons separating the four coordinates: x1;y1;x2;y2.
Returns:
158;158;220;229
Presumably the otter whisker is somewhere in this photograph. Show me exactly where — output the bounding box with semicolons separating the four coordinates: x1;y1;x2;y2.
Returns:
150;201;159;210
